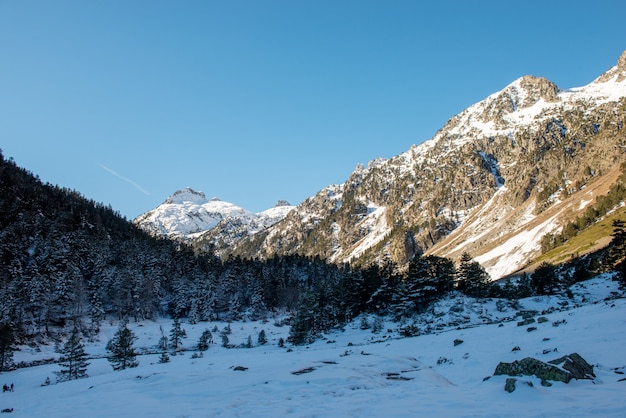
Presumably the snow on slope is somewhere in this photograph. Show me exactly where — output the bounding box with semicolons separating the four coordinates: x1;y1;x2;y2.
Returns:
5;275;626;417
340;201;390;263
441;61;626;147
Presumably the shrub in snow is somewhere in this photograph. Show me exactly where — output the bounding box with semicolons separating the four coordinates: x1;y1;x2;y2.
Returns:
399;323;419;337
158;351;170;363
359;316;370;330
371;317;384;334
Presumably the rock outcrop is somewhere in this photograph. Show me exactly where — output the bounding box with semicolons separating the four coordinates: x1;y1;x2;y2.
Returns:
494;352;595;392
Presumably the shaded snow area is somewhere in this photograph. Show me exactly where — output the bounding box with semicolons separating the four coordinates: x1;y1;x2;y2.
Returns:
3;276;625;417
477;151;504;188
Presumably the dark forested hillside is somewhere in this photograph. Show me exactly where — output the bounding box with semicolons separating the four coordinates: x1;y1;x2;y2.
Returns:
0;152;367;349
0;151;205;339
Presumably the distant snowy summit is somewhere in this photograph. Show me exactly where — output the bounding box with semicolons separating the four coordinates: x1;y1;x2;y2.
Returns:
133;187;294;243
164;187;208;205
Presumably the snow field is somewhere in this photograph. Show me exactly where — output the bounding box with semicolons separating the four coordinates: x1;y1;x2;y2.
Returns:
2;276;626;417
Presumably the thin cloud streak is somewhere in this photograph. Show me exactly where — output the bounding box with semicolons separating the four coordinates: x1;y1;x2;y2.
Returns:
98;163;151;196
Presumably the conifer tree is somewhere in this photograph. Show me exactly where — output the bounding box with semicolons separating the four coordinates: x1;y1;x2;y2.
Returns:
197;329;213;351
56;329;89;381
169;317;187;351
0;323;15;372
288;291;318;345
257;329;267;345
531;262;559;295
221;333;230;348
457;252;491;297
106;320;139;370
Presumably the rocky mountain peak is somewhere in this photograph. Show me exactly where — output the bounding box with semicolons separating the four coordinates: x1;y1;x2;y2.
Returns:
275;200;291;207
164;187;207;205
618;50;626;70
472;75;560;126
596;50;626;83
517;75;560;104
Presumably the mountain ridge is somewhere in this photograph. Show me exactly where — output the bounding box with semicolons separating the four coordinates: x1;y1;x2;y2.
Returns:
134;51;626;278
133;187;295;246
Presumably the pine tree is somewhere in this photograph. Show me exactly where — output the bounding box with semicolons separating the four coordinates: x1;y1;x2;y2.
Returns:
169;317;187;351
221;333;230;348
531;262;559;295
106;320;139;370
515;273;533;298
457;252;491;297
197;329;213;351
257;329;267;345
0;323;15;372
288;291;318;345
56;329;89;381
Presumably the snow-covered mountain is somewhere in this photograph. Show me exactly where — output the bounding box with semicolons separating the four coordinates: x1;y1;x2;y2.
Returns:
136;51;626;279
133;187;294;249
228;51;626;277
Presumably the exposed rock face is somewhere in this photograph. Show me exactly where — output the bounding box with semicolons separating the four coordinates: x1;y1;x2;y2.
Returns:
504;378;517;393
164;187;207;204
494;357;571;383
598;50;626;83
275;200;292;207
619;50;626;71
548;353;596;380
494;353;595;386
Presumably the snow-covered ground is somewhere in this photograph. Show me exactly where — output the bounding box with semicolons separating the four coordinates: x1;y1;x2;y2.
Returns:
2;275;625;417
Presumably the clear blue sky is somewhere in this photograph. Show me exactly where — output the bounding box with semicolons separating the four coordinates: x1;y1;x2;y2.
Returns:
1;1;625;219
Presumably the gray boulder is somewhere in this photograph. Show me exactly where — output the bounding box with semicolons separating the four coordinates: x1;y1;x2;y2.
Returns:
494;357;571;383
548;353;595;380
494;353;595;385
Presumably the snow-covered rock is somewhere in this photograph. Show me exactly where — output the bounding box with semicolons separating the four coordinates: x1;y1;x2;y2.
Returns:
134;188;294;247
